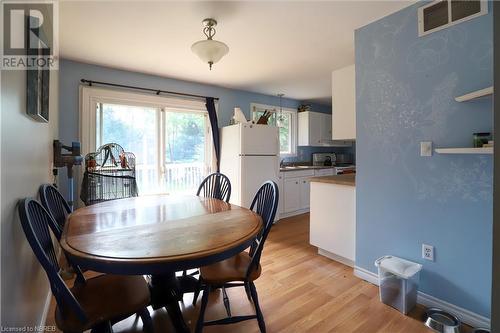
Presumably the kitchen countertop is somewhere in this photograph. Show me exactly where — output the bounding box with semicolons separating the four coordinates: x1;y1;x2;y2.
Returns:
309;174;355;186
279;165;336;172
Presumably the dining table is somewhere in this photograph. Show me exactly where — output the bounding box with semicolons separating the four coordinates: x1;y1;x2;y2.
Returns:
60;194;263;333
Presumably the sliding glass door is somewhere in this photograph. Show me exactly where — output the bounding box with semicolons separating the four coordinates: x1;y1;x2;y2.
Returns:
96;102;212;195
163;109;211;194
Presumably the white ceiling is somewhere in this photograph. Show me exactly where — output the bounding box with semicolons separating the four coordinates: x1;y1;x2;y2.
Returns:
59;1;413;105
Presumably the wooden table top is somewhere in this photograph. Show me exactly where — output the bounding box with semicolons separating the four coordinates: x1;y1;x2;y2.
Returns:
60;195;263;274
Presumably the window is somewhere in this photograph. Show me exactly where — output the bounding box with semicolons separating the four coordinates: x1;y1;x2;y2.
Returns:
81;86;214;196
251;103;297;157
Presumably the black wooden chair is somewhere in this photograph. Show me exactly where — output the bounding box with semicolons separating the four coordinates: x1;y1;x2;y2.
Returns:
196;172;231;202
193;181;279;333
39;184;70;239
182;173;232;279
18;198;153;333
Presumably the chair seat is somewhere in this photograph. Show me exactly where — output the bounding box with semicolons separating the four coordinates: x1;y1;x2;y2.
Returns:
55;274;150;332
200;252;261;284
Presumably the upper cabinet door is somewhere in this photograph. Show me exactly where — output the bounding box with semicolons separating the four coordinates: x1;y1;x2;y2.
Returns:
321;114;332;143
299;112;342;147
332;65;356;140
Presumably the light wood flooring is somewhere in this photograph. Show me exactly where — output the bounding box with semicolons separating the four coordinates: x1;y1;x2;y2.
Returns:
46;213;469;333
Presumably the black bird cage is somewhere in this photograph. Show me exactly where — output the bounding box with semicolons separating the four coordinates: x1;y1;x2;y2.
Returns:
80;143;138;206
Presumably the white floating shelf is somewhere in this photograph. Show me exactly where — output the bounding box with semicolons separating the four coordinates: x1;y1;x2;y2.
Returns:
455;86;493;102
435;147;493;154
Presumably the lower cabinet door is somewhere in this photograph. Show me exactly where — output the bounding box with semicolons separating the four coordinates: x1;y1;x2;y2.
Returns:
278;174;284;215
284;178;301;212
299;178;310;209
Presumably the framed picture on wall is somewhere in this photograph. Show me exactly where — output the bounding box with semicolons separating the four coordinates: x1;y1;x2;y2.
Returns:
27;65;50;122
26;14;50;123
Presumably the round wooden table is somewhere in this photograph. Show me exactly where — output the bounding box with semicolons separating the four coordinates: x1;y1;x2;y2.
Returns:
61;194;263;333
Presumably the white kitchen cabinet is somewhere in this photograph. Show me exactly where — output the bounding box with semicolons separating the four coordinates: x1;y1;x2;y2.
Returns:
299;178;310;209
283;178;301;212
332;65;356;140
279;169;316;219
277;173;284;216
310;181;356;266
298;112;334;146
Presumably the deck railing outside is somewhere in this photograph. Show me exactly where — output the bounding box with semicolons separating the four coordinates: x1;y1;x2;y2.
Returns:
135;162;209;195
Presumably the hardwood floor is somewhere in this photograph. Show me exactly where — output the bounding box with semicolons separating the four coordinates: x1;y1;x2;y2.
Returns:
46;213;466;333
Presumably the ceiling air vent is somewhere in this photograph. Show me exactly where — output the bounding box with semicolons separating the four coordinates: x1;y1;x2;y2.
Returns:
418;0;488;37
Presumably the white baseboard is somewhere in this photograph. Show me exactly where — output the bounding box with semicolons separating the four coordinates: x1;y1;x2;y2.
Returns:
318;248;354;267
278;208;309;220
39;288;52;327
353;266;490;329
354;266;379;285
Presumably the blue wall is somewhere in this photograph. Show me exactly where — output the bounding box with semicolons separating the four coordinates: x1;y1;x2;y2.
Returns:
59;60;350;196
59;60;346;161
355;3;493;317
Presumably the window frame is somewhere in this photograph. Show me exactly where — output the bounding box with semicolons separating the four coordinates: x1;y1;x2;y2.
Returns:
80;86;215;197
251;102;297;157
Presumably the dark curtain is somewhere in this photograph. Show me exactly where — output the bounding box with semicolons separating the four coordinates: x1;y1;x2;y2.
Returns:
205;97;220;172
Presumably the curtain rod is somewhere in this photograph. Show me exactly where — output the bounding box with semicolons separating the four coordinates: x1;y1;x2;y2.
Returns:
80;79;219;101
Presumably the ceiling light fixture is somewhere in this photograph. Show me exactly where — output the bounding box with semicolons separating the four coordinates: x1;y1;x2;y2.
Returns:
276;93;285;127
191;18;229;70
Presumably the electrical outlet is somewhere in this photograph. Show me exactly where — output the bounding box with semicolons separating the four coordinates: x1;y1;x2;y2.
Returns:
422;244;434;261
420;141;433;157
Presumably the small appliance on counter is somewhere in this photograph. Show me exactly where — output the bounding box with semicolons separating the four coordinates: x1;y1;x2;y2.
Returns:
312;152;355;174
312;153;336;166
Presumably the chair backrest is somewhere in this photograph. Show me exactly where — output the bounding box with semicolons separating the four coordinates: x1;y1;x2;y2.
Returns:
39;184;71;240
196;172;231;203
18;198;87;323
246;181;279;279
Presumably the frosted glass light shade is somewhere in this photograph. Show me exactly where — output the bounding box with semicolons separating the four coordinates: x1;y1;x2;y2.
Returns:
191;39;229;67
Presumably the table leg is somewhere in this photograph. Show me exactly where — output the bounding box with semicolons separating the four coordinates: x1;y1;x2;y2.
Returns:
149;273;190;333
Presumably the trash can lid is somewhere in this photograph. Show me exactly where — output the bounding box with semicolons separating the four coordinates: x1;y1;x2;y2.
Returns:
375;255;422;279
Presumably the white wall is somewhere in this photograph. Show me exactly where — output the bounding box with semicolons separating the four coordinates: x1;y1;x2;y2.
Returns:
1;69;59;326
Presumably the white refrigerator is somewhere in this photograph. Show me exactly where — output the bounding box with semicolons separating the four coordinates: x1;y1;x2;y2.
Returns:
220;123;280;209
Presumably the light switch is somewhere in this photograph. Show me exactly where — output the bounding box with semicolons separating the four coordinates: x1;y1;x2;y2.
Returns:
420;141;432;157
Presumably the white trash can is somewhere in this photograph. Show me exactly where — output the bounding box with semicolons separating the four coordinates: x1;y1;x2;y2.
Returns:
375;256;422;315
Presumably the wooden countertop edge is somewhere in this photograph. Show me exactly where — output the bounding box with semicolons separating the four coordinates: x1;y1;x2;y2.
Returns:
309;174;356;186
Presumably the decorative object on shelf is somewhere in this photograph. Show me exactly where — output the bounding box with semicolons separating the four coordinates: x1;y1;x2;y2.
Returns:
276;93;285;127
455;86;493;102
473;132;492;148
298;104;312;113
191;18;229;70
483;140;494;148
80;143;138;206
27;66;50;122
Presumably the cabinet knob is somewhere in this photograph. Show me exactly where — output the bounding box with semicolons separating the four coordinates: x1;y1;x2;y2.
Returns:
303;181;306;183
296;181;298;184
